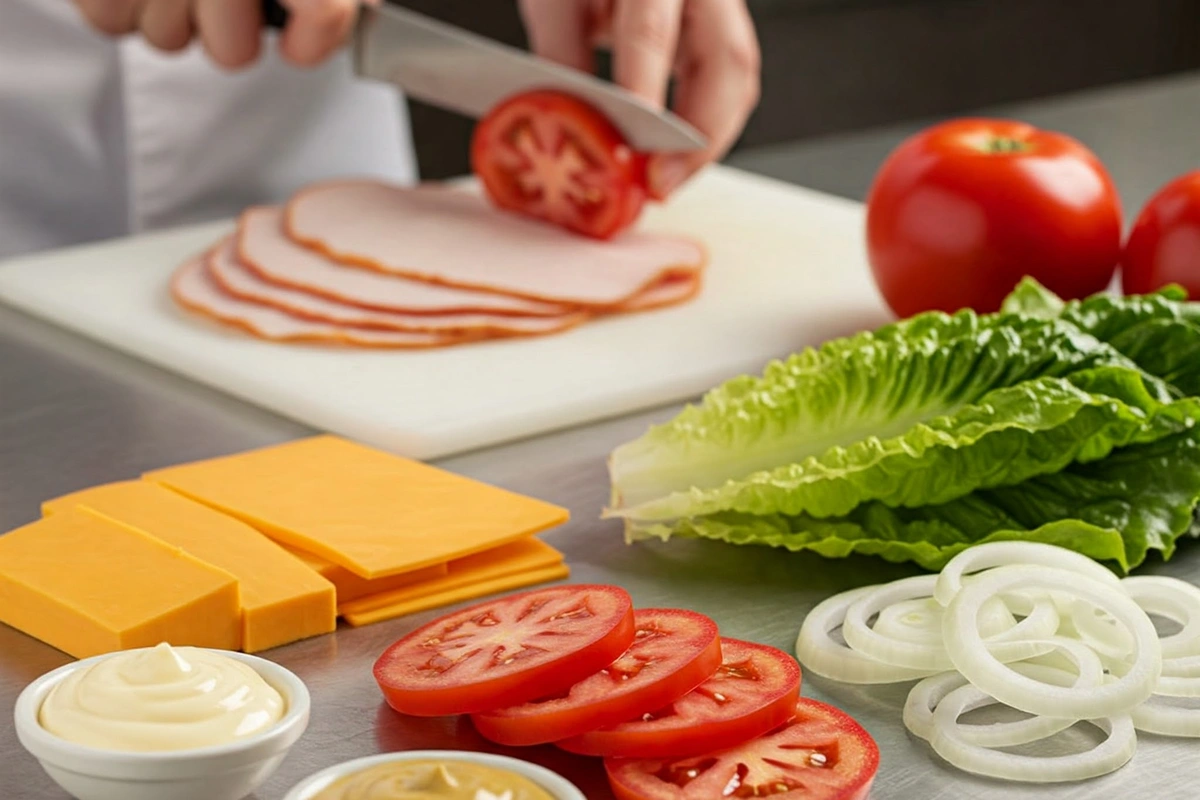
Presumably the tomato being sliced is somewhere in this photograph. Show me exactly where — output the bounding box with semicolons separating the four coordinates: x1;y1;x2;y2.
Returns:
471;89;648;240
471;608;723;746
557;638;800;759
373;584;635;717
604;698;880;800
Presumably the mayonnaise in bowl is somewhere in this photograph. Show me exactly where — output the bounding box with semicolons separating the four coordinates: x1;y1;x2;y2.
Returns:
38;642;285;752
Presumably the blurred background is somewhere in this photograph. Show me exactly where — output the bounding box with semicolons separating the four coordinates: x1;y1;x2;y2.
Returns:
404;0;1200;214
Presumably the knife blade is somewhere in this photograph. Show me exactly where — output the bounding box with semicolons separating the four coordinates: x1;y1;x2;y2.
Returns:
261;1;706;152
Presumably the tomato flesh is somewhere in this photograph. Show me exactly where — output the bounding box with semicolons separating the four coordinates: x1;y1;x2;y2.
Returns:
1122;170;1200;298
471;89;648;240
557;638;800;759
373;584;636;716
866;117;1122;317
472;608;722;746
604;697;880;800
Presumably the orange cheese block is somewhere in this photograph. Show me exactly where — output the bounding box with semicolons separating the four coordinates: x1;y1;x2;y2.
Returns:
342;564;570;626
281;544;447;604
338;536;566;624
145;435;569;579
43;481;337;652
0;508;240;658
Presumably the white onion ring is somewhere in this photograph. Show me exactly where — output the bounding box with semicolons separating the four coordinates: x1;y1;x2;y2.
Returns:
1131;695;1200;737
935;541;1122;607
795;585;937;684
1122;576;1200;660
1061;598;1136;664
944;565;1162;719
874;596;1015;645
1153;675;1200;698
929;684;1137;782
1163;655;1200;679
905;654;1102;748
844;575;1055;671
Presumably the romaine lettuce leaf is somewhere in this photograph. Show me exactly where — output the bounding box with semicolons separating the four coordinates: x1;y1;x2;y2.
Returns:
625;429;1200;572
610;307;1179;512
1003;278;1200;395
611;367;1200;522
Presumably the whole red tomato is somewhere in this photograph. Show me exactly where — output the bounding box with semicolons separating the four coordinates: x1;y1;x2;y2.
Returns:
866;118;1123;317
1122;171;1200;298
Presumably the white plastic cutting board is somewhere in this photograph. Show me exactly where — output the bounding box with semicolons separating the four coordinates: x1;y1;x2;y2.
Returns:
0;166;890;459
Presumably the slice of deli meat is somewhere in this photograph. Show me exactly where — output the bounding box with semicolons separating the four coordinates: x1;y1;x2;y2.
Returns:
170;257;471;348
619;275;703;312
285;182;707;308
209;237;587;336
238;207;569;318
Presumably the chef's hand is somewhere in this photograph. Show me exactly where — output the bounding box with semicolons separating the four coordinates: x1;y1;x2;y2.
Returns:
519;0;761;198
72;0;361;68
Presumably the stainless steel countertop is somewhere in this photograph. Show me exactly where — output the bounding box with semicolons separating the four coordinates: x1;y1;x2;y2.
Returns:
6;73;1200;800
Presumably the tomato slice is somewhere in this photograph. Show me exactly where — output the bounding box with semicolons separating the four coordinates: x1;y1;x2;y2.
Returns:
471;89;648;240
471;608;723;746
557;638;801;759
373;584;636;716
604;698;880;800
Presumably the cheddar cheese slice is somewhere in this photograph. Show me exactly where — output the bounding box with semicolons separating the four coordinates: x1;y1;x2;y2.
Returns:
43;481;337;652
145;435;569;579
0;509;240;658
341;563;571;626
281;544;447;604
338;536;565;619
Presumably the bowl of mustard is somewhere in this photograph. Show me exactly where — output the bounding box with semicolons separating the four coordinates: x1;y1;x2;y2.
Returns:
283;751;586;800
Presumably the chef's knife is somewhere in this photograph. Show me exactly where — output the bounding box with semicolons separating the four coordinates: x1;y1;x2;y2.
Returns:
261;1;706;152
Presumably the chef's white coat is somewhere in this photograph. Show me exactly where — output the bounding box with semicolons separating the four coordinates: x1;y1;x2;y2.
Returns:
0;0;418;260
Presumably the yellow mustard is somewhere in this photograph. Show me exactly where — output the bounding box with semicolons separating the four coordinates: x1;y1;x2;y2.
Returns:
38;642;284;751
312;759;557;800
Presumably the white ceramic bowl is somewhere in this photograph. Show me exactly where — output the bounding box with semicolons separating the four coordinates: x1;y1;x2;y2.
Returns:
283;750;587;800
14;648;310;800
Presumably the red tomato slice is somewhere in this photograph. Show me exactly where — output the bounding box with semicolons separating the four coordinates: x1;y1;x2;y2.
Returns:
557;638;800;759
604;698;880;800
471;89;648;240
373;584;635;717
471;608;723;746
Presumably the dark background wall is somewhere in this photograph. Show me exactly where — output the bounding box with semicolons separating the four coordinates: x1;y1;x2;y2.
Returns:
399;0;1200;179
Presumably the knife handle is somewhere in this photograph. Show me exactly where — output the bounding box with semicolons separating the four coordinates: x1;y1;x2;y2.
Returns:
261;0;289;29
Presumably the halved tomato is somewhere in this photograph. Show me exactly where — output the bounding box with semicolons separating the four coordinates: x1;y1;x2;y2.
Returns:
471;89;648;240
604;698;880;800
373;584;635;717
471;608;723;746
557;638;800;759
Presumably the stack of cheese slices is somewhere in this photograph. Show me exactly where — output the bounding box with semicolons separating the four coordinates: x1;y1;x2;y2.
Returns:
0;436;570;658
173;181;707;348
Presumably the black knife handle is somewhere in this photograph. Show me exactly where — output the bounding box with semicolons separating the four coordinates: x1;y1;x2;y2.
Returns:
261;0;290;29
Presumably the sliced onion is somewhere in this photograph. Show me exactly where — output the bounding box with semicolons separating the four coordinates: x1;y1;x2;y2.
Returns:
935;541;1122;607
795;585;937;684
1153;675;1200;698
929;684;1137;782
1131;695;1200;737
1163;655;1200;678
1060;598;1136;664
905;656;1101;748
944;565;1161;719
873;596;1015;645
1122;576;1200;660
904;670;968;742
844;575;1054;671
